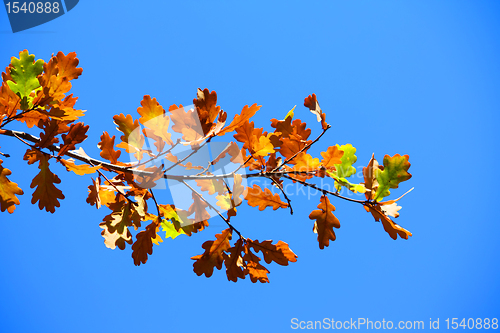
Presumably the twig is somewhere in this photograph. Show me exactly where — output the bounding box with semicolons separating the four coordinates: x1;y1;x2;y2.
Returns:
130;138;181;169
163;137;211;173
149;189;161;217
268;176;293;215
283;174;367;204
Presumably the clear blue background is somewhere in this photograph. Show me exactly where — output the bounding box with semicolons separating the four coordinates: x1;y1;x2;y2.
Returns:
1;1;499;332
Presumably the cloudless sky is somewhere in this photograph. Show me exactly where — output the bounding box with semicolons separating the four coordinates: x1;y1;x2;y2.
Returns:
1;1;499;332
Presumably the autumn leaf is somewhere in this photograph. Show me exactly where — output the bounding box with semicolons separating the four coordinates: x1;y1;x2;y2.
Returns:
243;243;270;283
362;153;380;201
289;152;321;180
248;239;297;266
137;95;172;145
223;238;246;282
188;192;211;222
334;144;357;178
308;195;340;249
113;113;145;160
218;103;261;136
364;203;412;240
58;122;89;156
30;154;65;213
36;118;69;149
7;50;44;109
195;178;227;196
59;158;101;176
0;159;23;213
98;131;121;165
320;145;344;171
245;184;288;211
191;228;232;277
23;149;43;165
304;93;328;130
132;221;157;266
374;154;412;201
161;219;186;240
0;82;20;118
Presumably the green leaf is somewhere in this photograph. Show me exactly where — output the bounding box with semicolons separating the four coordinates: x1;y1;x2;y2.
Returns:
161;220;186;240
374;154;412;201
334;144;357;178
7;51;44;107
326;170;366;194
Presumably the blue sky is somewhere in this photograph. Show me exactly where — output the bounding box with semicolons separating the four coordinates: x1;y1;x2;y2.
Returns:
1;1;499;332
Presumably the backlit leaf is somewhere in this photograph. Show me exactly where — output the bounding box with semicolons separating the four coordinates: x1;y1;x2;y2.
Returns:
308;195;340;249
30;154;65;213
0;159;23;213
245;184;288;211
191;228;232;277
374;154;412;201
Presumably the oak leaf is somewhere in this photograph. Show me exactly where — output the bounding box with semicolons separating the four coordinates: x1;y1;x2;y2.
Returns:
304;93;328;130
374;154;412;201
132;220;157;266
7;50;43;109
191;228;232;277
98;131;121;165
30;154;65;213
58;122;89;156
223;238;246;282
308;195;340;249
0;82;20;118
137;95;172;145
247;239;298;266
218;103;261;136
113;113;145;160
59;158;101;176
245;184;288;211
0;159;24;213
243;244;270;283
364;203;412;240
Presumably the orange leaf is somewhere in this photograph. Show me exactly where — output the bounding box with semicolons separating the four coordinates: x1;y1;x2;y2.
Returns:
113;113;145;160
218;103;261;136
58;122;89;156
0;82;20;118
320;145;344;170
195;178;227;196
59;158;101;176
191;228;232;277
194;88;221;125
245;184;288;211
248;239;298;266
308;195;340;249
137;95;172;145
290;152;321;180
30;154;65;213
0;159;23;213
243;243;269;283
23;149;43;165
98;131;121;165
233;120;255;150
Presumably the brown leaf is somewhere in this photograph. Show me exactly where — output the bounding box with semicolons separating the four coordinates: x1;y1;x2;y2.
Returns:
36;119;70;149
58;122;89;156
23;149;43;165
304;93;328;129
191;228;232;277
0;159;23;213
248;239;298;266
132;220;158;266
223;238;246;282
308;195;340;249
365;203;412;240
362;153;380;201
245;184;288;211
30;154;65;213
